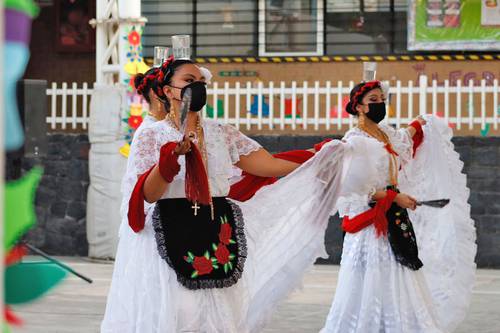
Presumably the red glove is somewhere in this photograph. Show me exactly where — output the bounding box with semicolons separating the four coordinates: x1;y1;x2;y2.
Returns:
409;120;424;157
159;142;181;182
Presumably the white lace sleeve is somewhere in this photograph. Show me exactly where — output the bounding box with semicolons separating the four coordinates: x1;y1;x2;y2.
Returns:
133;126;160;175
222;124;262;164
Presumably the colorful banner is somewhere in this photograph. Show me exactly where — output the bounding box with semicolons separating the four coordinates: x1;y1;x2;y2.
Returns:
408;0;500;50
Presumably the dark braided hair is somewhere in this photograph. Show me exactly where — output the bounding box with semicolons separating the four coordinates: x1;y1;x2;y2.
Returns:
154;56;194;112
345;80;382;116
134;67;160;104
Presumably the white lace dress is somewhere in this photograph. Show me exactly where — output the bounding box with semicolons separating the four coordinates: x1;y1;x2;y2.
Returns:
101;118;348;333
321;117;476;333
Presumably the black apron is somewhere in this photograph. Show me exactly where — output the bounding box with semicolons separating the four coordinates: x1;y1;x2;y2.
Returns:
152;197;247;290
374;186;423;270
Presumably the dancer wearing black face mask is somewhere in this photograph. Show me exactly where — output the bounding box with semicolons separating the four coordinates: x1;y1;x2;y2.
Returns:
343;80;427;271
320;80;476;333
102;50;351;332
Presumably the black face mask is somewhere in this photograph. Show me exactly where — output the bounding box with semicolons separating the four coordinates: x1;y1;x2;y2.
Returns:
364;102;386;123
179;81;207;112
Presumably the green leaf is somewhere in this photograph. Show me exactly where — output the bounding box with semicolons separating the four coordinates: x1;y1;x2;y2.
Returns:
220;216;224;224
228;254;235;260
228;261;233;270
223;264;228;274
212;243;218;251
211;258;218;263
5;262;67;304
187;251;195;260
4;167;43;251
212;264;219;269
229;239;236;244
204;251;210;259
191;271;198;278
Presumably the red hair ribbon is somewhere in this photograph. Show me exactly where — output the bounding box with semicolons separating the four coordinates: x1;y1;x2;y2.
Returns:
351;80;382;111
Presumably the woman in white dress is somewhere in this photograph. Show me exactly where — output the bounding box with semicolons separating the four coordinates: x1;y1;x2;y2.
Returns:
101;54;349;332
321;81;477;333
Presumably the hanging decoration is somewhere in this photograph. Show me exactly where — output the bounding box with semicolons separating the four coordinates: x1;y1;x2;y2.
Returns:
3;0;39;150
120;25;150;157
2;3;89;331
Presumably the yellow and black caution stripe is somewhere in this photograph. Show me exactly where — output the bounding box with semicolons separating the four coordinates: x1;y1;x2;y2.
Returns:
192;54;500;64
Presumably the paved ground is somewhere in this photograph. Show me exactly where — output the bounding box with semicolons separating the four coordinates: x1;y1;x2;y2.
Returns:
10;257;500;333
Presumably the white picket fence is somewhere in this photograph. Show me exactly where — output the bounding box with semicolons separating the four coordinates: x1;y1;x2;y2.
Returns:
46;75;500;132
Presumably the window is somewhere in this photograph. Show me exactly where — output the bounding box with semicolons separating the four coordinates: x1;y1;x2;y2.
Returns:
259;0;324;56
196;1;257;57
141;0;411;58
142;0;257;58
142;1;194;58
325;0;407;55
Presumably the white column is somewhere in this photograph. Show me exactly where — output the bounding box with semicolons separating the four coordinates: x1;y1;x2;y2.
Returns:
95;0;108;84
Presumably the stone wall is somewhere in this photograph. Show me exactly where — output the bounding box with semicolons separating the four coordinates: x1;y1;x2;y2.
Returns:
12;133;500;267
8;134;90;256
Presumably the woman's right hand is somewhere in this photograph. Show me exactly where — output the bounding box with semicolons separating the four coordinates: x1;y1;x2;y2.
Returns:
394;193;417;210
174;136;192;155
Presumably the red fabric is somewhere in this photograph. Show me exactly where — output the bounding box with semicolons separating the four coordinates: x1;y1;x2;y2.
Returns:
228;174;276;202
159;142;181;183
314;138;333;152
228;149;314;202
5;244;27;266
128;165;156;233
5;306;23;326
185;144;211;205
384;144;399;156
273;149;314;163
342;189;398;237
409;120;424;157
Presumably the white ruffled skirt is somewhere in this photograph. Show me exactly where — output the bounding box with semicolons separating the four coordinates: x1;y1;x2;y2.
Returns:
101;142;346;333
321;226;443;333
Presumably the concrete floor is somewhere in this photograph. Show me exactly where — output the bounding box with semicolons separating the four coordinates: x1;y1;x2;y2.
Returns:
10;257;500;333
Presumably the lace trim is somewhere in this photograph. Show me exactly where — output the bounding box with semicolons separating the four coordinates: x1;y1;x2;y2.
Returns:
337;194;370;218
152;199;247;290
222;123;262;164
